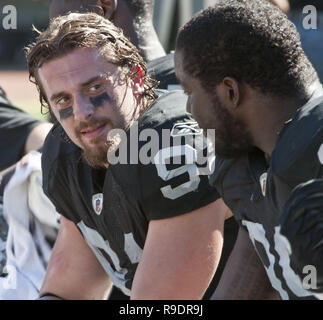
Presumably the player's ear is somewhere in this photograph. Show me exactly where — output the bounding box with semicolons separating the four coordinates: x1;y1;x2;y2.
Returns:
222;77;240;109
131;65;144;97
99;0;117;19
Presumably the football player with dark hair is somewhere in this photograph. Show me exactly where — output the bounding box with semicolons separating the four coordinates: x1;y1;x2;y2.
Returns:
175;0;323;299
25;12;231;300
49;0;178;90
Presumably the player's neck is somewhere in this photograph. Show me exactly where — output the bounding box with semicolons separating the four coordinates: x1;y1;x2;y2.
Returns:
250;96;305;157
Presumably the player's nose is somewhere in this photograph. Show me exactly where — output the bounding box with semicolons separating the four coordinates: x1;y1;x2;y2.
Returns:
73;94;94;121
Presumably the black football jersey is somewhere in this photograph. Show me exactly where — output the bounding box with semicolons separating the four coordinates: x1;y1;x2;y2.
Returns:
147;53;180;91
42;90;220;295
211;94;323;300
0;86;42;170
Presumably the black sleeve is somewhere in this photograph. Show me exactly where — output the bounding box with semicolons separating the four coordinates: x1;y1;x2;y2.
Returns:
271;104;323;212
140;165;220;221
138;127;220;221
210;155;255;225
0;89;43;169
147;53;179;90
280;179;323;293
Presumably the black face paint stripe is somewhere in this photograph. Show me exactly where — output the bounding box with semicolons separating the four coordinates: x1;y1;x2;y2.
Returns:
59;106;73;120
89;92;111;108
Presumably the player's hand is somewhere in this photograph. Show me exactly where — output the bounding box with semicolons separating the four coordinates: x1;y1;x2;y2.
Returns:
280;179;323;293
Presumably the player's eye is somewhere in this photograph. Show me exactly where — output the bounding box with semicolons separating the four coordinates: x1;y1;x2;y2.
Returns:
56;96;70;108
88;83;103;93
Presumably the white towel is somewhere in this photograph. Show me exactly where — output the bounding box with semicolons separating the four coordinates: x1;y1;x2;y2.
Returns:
0;151;59;300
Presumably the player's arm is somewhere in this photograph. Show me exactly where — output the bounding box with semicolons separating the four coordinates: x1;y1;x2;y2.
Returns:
211;226;279;300
24;122;53;154
131;198;227;300
39;215;112;300
280;179;323;294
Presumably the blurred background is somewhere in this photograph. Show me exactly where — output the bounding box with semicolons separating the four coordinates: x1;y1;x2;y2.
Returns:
0;0;322;120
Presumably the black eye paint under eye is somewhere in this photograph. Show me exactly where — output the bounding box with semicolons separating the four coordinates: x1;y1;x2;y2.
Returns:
89;92;111;108
59;106;73;120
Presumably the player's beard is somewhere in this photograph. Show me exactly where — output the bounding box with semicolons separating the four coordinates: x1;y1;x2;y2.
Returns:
211;95;255;158
75;116;125;168
82;135;109;168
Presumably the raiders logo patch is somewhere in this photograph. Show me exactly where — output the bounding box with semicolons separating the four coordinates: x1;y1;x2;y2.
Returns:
259;173;267;197
170;122;203;137
92;193;103;215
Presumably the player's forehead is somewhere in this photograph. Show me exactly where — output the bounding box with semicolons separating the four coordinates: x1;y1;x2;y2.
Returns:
49;0;101;19
174;50;195;89
38;48;119;96
174;50;186;84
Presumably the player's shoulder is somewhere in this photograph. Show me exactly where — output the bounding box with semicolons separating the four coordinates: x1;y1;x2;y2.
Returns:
210;152;258;198
139;89;190;131
117;90;204;168
147;53;178;90
137;90;206;157
43;122;79;162
209;156;236;188
271;95;323;185
147;52;174;70
42;122;80;187
109;90;219;220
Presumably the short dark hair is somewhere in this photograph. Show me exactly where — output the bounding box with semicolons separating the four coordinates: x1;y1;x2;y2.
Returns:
176;0;318;99
26;12;157;114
